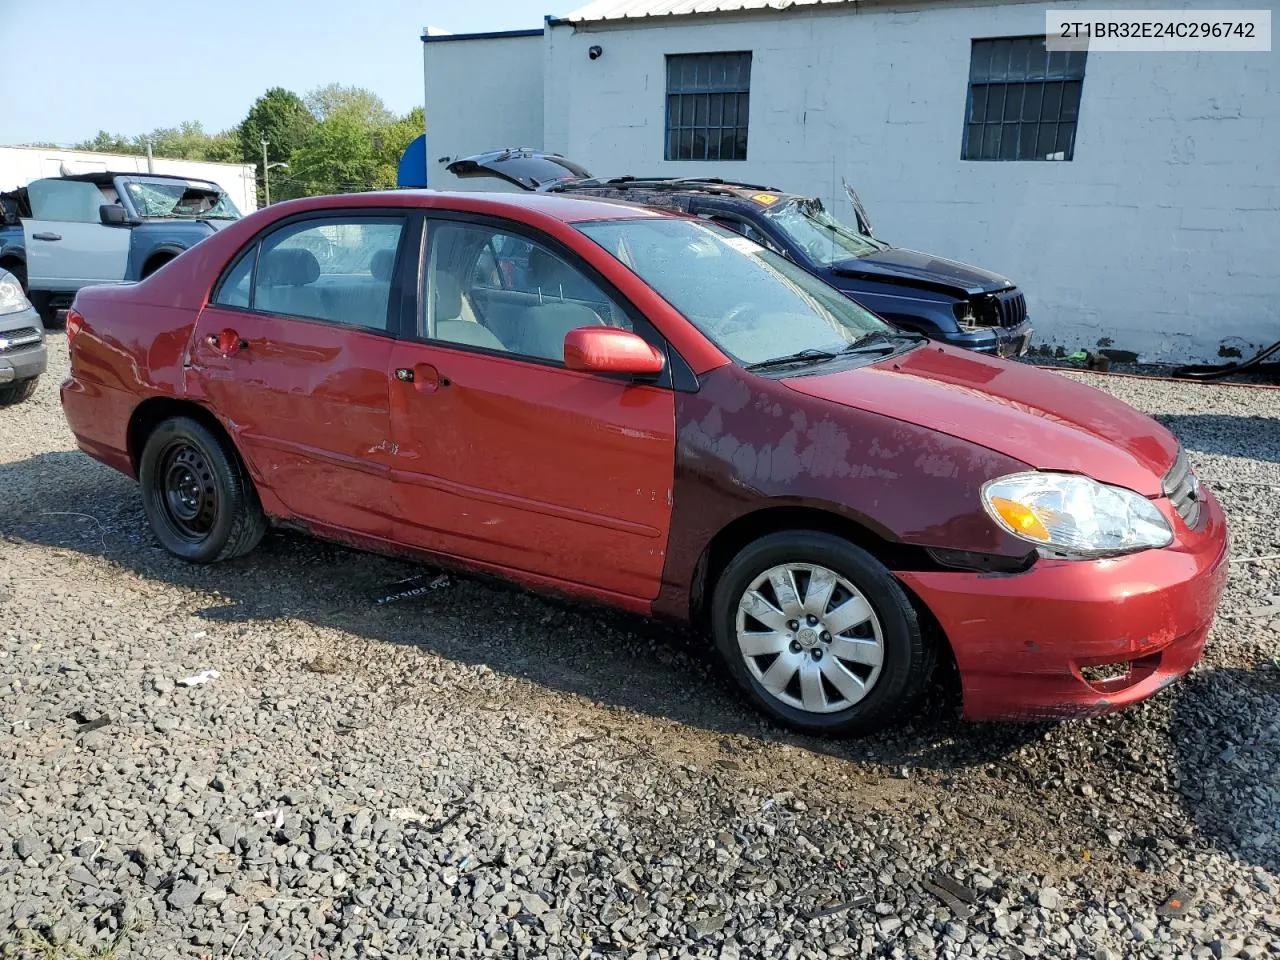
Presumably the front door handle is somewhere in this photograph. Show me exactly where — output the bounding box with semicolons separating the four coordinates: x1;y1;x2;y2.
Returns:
32;232;62;241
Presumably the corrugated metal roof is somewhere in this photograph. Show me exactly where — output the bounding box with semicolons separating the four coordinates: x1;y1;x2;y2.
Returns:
564;0;853;24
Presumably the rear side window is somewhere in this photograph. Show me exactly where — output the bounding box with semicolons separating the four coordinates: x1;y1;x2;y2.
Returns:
212;216;404;331
214;251;254;308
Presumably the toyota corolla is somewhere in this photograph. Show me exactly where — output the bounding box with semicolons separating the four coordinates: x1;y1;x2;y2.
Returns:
60;191;1228;735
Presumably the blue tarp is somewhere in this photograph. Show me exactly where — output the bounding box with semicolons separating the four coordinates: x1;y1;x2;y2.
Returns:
396;134;428;188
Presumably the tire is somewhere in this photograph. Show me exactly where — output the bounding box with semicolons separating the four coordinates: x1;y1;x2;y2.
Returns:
141;255;173;279
0;378;38;406
138;416;267;563
710;531;934;736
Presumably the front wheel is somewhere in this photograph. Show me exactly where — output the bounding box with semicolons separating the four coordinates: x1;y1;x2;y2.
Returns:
710;531;934;736
138;417;267;563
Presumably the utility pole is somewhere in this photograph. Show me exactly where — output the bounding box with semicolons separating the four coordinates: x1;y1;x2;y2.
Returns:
145;138;154;173
261;137;270;206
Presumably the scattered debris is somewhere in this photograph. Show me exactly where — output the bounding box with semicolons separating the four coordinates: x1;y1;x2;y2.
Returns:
922;876;976;920
66;710;111;734
1156;888;1197;918
253;808;286;830
428;809;464;833
177;669;219;687
373;573;451;605
799;896;872;921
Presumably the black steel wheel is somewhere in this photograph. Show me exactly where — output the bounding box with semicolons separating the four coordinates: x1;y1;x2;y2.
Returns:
139;416;266;562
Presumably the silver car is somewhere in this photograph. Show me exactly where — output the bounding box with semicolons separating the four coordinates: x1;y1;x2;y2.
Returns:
0;268;47;406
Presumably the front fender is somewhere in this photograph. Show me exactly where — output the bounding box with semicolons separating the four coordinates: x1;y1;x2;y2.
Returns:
653;363;1033;619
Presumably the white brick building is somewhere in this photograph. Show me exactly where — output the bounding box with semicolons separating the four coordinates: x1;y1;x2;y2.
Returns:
423;0;1278;363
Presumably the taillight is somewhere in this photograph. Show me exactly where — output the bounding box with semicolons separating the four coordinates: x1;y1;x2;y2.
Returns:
65;307;85;341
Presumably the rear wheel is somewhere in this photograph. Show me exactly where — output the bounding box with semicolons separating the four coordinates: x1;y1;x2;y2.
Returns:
138;417;267;562
710;531;934;736
0;378;38;406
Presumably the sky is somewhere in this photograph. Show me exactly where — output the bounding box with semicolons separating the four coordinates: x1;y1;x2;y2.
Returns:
2;0;558;146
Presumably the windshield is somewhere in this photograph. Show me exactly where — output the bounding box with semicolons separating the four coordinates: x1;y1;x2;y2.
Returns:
122;178;240;220
576;217;891;367
767;199;884;266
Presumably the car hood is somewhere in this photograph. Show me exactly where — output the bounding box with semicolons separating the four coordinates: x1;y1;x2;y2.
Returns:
784;346;1178;496
833;247;1014;296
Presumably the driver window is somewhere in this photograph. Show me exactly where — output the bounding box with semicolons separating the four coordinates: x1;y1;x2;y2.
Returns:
26;179;105;223
424;221;631;363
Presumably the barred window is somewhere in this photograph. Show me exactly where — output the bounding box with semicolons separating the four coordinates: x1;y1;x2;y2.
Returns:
963;37;1087;161
665;52;751;161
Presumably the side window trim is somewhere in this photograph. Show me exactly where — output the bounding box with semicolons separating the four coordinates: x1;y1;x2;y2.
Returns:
416;211;685;389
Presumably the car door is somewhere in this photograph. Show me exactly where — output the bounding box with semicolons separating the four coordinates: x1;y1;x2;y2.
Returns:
386;217;677;602
22;179;131;291
186;212;408;540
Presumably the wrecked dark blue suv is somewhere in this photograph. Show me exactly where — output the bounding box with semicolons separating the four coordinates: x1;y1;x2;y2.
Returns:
446;149;1032;357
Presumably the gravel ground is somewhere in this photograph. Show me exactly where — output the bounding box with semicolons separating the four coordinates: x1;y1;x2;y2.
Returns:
2;340;1278;960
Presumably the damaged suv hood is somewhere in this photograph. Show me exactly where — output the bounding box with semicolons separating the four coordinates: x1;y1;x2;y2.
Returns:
833;248;1014;297
785;346;1178;496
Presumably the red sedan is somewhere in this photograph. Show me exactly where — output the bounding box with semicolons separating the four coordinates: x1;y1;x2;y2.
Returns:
61;191;1228;735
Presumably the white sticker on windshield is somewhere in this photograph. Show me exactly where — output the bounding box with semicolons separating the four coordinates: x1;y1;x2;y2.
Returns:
721;235;764;256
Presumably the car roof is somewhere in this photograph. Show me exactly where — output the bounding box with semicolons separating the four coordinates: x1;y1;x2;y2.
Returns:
53;172;221;188
271;189;688;225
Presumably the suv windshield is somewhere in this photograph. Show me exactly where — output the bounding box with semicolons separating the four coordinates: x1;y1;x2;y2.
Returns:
576;217;892;367
122;178;240;220
767;199;884;266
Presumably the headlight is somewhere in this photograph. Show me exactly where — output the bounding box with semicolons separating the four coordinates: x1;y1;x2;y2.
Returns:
982;472;1173;557
0;272;31;316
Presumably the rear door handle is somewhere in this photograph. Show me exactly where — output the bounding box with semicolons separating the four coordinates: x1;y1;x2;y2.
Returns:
207;329;248;356
32;232;61;241
396;363;450;392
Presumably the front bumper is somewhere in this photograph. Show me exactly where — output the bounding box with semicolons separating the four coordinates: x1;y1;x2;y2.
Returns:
0;306;48;383
943;319;1034;358
898;488;1229;721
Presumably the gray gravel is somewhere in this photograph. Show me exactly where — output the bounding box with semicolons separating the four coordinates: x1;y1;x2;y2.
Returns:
2;341;1278;959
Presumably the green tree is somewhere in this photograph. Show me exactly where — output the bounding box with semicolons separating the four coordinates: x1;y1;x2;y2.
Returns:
240;87;315;164
304;84;395;126
75;130;142;154
239;88;315;202
288;111;388;195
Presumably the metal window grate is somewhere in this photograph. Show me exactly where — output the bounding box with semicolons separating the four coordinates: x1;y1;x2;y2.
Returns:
665;52;751;161
962;37;1087;161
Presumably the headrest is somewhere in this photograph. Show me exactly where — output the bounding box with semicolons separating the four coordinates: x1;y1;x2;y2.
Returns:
259;248;320;286
527;246;563;287
369;248;394;282
433;270;462;319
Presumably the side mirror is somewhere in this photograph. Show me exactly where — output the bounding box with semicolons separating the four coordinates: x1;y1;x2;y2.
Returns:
100;204;128;225
563;327;665;376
